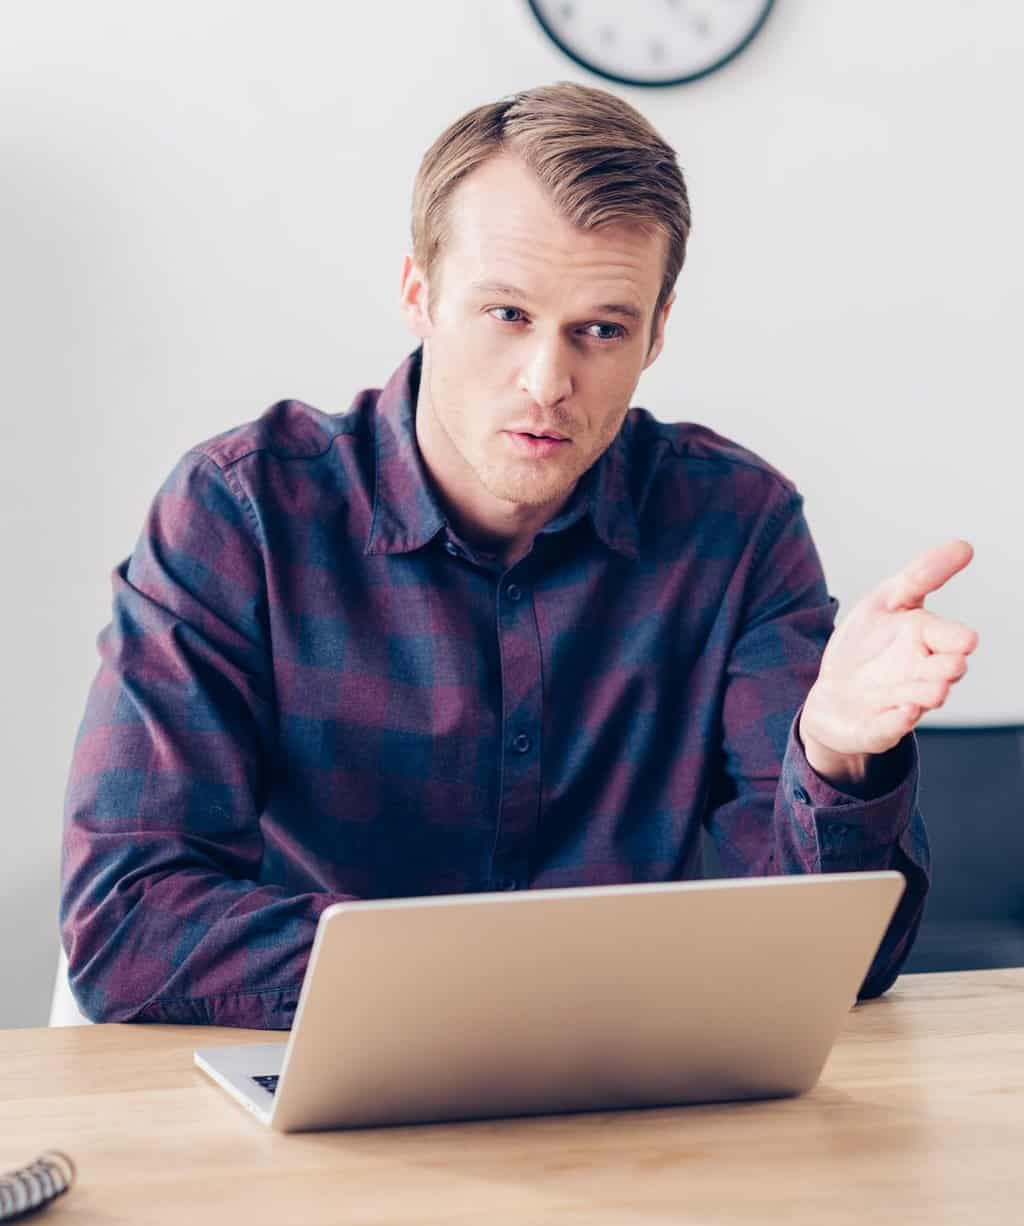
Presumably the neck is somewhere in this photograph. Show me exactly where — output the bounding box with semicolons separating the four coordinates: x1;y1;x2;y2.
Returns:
413;352;573;568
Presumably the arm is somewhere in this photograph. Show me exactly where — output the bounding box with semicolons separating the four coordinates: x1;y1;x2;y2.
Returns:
60;451;354;1028
703;488;929;999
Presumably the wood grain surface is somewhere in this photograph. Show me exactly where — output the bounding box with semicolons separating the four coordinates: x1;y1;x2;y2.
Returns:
1;968;1021;1224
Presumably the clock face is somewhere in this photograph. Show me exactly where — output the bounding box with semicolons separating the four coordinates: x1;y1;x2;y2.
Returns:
527;0;775;87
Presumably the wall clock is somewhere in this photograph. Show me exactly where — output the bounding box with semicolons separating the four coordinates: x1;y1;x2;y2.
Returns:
527;0;775;88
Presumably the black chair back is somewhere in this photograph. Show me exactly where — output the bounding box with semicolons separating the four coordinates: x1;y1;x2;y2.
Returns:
906;725;1024;973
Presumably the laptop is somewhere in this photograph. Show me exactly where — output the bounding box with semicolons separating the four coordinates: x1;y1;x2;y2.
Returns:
194;870;905;1132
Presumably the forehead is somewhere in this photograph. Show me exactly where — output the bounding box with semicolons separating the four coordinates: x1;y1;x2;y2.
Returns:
440;153;665;305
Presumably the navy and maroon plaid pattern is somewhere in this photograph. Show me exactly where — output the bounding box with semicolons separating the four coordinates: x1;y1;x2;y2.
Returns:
60;345;928;1028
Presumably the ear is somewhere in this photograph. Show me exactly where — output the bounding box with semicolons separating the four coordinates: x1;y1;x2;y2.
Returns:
400;254;434;340
642;291;675;370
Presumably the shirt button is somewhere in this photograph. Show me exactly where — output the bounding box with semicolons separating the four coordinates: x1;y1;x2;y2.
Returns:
445;541;459;557
506;583;523;602
793;786;811;804
511;732;532;754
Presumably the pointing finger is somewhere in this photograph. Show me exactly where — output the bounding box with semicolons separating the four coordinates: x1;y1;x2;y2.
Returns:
879;539;974;612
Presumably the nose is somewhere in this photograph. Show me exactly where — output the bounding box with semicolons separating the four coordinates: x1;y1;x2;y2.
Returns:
518;335;574;409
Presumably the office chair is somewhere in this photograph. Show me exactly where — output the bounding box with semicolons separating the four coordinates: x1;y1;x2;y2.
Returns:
902;725;1024;973
49;944;91;1027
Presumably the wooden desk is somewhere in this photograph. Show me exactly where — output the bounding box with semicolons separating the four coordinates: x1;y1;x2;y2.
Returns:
2;969;1021;1224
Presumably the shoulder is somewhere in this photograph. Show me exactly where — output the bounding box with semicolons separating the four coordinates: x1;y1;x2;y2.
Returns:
148;393;380;547
187;393;375;472
624;407;800;505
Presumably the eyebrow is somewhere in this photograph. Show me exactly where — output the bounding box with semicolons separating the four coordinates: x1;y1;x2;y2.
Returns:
469;280;645;323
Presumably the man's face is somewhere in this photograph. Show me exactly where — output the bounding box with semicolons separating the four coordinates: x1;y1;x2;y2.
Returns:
401;153;674;517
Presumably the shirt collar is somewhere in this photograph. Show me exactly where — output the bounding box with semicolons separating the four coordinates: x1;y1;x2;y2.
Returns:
365;345;639;561
364;346;446;556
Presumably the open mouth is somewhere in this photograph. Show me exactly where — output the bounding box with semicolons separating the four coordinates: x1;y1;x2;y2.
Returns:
505;431;571;457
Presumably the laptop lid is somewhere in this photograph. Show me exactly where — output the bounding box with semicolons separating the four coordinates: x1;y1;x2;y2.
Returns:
250;871;904;1132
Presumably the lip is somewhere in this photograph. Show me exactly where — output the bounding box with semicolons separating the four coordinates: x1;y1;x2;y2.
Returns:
503;431;571;458
505;425;571;442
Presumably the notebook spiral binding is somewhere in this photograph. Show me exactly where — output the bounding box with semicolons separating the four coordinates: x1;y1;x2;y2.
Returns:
0;1151;76;1222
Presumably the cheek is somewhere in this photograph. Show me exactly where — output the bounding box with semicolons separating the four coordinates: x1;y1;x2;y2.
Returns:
430;360;488;452
581;368;635;431
438;324;504;391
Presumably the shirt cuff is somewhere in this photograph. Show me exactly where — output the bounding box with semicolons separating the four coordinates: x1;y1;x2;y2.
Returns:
782;705;919;851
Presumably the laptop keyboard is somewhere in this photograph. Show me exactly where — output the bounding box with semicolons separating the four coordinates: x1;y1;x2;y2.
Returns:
252;1075;279;1095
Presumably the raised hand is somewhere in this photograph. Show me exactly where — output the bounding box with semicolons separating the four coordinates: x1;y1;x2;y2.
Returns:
798;539;979;786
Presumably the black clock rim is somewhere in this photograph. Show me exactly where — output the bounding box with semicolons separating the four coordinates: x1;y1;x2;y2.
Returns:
525;0;775;89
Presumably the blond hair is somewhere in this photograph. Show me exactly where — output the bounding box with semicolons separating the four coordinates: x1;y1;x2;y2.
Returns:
411;81;691;350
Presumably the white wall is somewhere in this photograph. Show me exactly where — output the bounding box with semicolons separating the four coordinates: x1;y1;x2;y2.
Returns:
2;1;1021;1027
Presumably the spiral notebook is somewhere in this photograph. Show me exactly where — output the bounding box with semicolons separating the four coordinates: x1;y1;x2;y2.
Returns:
0;1152;75;1221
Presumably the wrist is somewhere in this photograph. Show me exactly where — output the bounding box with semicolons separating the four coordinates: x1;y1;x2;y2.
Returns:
797;710;910;800
797;704;872;791
803;735;870;789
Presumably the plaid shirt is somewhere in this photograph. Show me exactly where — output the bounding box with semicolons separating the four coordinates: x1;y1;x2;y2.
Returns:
61;345;928;1028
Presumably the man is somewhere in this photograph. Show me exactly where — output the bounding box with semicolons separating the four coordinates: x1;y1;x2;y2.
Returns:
61;82;977;1028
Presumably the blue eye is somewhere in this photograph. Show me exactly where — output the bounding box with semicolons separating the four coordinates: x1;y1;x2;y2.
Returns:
588;323;625;342
487;308;625;342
